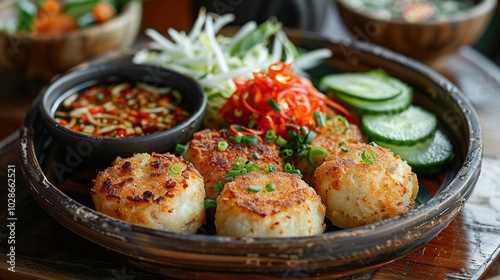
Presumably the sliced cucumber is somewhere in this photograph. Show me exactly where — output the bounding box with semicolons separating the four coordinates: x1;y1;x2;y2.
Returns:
362;105;437;145
333;82;412;115
319;72;402;101
377;130;453;175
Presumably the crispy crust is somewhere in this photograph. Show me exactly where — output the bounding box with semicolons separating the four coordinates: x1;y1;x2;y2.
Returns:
182;129;285;199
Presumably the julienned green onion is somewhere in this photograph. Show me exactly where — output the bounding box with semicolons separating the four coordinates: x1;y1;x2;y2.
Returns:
174;143;186;155
214;182;224;195
266;130;277;141
247;185;261;192
306;147;328;168
204;199;217;209
218;140;228;151
267;98;281;112
333;115;350;134
339;142;349;152
313;111;326;127
169;163;183;175
275;135;288;147
361;150;376;165
265;183;276;192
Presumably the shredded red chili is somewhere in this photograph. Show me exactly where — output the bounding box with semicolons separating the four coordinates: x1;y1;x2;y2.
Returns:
217;62;357;139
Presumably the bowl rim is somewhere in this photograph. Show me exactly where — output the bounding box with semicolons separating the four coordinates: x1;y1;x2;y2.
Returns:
19;31;483;274
38;62;207;144
0;0;142;40
336;0;497;25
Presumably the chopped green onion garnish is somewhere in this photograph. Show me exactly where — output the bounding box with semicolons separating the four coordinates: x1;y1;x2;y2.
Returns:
304;130;317;144
306;147;328;168
284;162;293;172
266;130;277;141
234;157;246;169
361;150;376;165
275;136;288;147
214;182;224;195
339;142;349;152
218;140;228;151
204;199;217;209
333;115;349;134
248;120;256;129
234;132;243;143
169;163;183;175
174;143;186;155
368;141;378;147
267;98;281;112
226;169;242;177
265;165;276;172
265;183;276;192
245;162;261;172
252;152;261;160
242;134;259;145
247;185;261;193
313;111;326;127
280;149;294;158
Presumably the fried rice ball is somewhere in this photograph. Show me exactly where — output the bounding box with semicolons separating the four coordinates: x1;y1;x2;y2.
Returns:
215;170;326;237
313;143;418;229
295;118;367;186
182;129;285;199
91;152;205;233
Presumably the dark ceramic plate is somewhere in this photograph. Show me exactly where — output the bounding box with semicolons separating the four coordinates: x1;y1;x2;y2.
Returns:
19;32;482;279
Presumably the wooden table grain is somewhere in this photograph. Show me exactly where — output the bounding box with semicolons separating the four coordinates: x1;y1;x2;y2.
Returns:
0;46;499;280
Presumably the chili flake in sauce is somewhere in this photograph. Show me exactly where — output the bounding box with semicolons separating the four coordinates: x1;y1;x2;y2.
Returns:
54;82;190;138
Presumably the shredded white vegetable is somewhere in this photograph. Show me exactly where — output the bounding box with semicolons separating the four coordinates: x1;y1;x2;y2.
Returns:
132;10;332;121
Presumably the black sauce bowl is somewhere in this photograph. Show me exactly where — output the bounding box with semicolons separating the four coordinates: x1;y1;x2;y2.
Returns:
38;63;207;165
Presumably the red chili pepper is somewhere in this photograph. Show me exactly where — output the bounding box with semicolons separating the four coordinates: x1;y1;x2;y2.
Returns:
117;129;126;138
129;110;139;117
217;62;357;139
81;113;88;124
88;107;103;114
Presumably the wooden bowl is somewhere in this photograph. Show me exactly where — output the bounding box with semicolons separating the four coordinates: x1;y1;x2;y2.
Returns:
0;0;142;82
335;0;497;62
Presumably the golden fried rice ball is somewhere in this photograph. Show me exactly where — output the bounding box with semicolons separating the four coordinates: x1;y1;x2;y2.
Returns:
182;129;285;199
215;170;326;237
91;152;205;233
295;118;367;186
313;143;418;229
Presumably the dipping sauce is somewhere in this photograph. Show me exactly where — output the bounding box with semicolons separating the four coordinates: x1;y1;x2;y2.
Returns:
54;82;191;138
347;0;476;22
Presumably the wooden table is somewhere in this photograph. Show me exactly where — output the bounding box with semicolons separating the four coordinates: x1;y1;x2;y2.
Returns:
1;45;500;279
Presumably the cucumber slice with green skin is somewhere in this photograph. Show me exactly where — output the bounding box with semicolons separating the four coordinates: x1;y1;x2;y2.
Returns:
319;73;402;101
332;82;412;115
376;130;453;175
362;105;437;145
